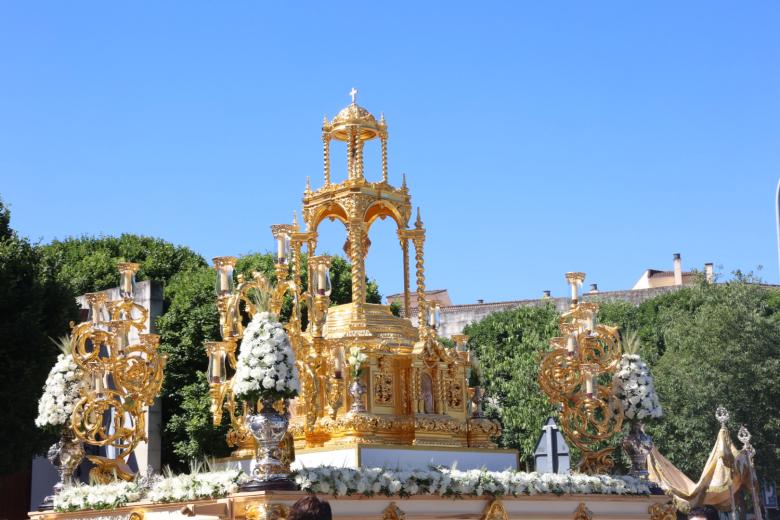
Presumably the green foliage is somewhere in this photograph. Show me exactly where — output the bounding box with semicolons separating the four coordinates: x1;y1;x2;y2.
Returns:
644;279;780;482
155;265;221;467
464;304;559;470
0;200;78;475
39;234;206;295
389;301;402;317
0;198;10;240
165;375;232;464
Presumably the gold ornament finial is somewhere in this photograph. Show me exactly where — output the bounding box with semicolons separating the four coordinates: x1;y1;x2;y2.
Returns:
349;87;358;104
305;176;312;193
415;207;423;229
402;173;407;189
292;211;298;226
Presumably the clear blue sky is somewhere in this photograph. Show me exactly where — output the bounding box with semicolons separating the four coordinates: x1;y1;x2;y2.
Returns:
1;2;778;303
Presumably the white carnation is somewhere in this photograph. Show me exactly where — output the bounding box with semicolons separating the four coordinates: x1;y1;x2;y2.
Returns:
232;313;299;401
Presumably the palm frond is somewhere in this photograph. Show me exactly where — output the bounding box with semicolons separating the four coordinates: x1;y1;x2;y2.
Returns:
621;329;640;355
50;335;73;355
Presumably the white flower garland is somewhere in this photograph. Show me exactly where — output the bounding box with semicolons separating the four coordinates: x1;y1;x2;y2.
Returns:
293;466;652;497
232;312;300;402
35;353;87;429
145;469;246;503
54;470;245;511
54;481;141;511
51;465;650;512
614;354;663;420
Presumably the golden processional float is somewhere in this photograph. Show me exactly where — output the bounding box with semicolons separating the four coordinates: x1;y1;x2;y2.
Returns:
539;272;624;474
205;90;503;464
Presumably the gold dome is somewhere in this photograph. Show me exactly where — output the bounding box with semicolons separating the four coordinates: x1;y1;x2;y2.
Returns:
326;92;386;142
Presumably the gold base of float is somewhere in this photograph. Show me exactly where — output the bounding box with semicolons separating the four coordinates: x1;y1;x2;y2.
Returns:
29;490;674;520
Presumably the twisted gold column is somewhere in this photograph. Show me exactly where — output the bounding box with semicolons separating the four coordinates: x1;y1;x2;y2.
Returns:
381;137;388;183
398;231;411;318
323;135;331;186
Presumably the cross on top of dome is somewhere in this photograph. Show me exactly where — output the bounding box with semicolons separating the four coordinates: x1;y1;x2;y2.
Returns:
325;88;386;142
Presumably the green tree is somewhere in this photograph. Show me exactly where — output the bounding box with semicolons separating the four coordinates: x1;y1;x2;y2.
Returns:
0;200;78;475
39;234;206;295
464;304;559;469
645;278;780;482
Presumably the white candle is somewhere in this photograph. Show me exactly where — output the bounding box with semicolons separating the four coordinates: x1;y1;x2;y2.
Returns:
277;237;285;261
566;334;576;354
94;372;104;393
122;274;133;295
585;375;594;396
219;270;229;294
570;282;578;302
317;265;326;293
213;352;222;379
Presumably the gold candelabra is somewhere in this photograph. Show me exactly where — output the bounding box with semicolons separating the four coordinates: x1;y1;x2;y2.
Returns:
69;262;167;482
539;272;624;474
206;222;306;456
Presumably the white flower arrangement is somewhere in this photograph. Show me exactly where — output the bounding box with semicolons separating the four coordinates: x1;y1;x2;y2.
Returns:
53;469;245;512
346;346;368;378
35;345;87;429
614;354;663;421
145;469;246;503
293;466;651;498
232;312;300;403
54;481;141;511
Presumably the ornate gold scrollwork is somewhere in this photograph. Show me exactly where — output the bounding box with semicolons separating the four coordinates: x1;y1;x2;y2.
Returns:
245;503;289;520
481;498;509;520
382;502;406;520
539;273;624;474
574;502;593;520
374;370;394;406
649;503;677;520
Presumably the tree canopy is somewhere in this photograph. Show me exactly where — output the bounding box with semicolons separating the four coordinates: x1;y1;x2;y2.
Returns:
642;278;780;482
0;200;77;475
39;234;207;296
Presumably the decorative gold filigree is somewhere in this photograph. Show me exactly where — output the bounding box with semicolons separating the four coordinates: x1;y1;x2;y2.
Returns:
447;380;464;409
574;502;593;520
649;503;677;520
383;501;406;520
481;498;509;520
69;264;167;482
374;371;394;405
245;503;289;520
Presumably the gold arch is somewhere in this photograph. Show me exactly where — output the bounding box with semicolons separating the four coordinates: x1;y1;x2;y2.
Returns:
308;202;349;232
364;200;407;231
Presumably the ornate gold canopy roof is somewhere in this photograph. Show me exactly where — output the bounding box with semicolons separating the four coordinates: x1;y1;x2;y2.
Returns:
324;88;386;142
